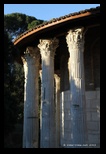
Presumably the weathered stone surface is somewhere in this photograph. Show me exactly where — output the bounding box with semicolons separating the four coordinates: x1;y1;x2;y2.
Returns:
54;74;60;148
85;90;100;147
85;91;96;99
22;47;40;148
66;27;87;147
38;38;59;148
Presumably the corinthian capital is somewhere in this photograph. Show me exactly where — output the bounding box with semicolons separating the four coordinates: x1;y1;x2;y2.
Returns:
25;47;40;59
66;27;84;49
38;37;59;58
21;47;40;66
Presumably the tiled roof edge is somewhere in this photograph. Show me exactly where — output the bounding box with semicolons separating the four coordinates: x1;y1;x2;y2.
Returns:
13;6;100;43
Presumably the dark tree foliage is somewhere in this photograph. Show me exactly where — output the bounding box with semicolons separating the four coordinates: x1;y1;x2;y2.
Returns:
4;13;44;148
28;20;44;29
4;30;24;136
4;30;24;148
4;13;44;39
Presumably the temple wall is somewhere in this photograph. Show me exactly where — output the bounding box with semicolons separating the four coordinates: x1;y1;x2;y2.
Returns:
85;90;100;148
60;90;100;148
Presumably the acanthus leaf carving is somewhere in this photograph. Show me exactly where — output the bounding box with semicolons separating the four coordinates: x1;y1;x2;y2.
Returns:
66;27;84;51
38;37;59;59
22;47;40;66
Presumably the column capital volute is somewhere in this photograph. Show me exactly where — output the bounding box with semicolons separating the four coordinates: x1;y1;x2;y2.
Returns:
66;27;85;50
38;37;59;58
21;46;40;66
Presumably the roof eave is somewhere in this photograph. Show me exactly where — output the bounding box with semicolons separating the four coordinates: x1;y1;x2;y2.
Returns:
13;9;100;46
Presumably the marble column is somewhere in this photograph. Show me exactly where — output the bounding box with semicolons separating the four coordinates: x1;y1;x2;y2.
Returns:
21;47;40;148
54;73;60;148
38;38;59;148
39;70;42;148
66;27;87;147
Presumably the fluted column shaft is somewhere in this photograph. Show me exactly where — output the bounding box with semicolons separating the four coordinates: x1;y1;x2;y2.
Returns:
66;28;87;147
22;47;40;148
54;74;60;148
38;38;59;148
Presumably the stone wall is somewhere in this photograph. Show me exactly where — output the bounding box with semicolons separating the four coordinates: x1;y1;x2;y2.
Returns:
85;90;100;148
60;90;100;148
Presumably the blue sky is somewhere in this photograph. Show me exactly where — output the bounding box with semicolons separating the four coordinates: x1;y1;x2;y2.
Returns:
4;4;100;21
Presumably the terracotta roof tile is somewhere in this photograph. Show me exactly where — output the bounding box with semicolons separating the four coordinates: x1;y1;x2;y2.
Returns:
13;6;100;43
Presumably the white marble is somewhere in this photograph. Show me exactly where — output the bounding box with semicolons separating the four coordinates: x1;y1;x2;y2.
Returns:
38;38;59;148
22;47;40;148
66;28;87;147
54;74;60;148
